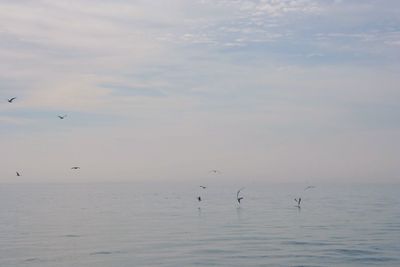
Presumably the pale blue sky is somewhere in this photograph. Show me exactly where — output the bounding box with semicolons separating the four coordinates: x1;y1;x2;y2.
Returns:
1;0;400;183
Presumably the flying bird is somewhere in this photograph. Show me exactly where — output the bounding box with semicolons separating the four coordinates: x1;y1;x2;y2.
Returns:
209;170;221;174
58;115;67;119
294;198;301;208
197;196;202;202
237;187;245;204
71;167;80;170
7;97;16;103
16;171;21;177
304;186;315;191
200;186;207;189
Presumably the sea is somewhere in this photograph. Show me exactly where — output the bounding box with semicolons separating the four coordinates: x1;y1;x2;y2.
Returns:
0;182;399;267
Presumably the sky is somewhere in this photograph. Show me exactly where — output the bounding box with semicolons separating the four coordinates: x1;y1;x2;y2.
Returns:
1;0;400;184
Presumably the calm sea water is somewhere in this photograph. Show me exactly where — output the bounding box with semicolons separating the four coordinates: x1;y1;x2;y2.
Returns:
0;182;399;267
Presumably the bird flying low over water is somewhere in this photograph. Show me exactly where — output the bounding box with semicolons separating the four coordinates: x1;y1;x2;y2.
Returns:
237;187;245;204
294;198;301;208
58;115;67;119
7;97;16;103
304;186;315;191
16;171;21;177
71;167;80;170
200;186;207;189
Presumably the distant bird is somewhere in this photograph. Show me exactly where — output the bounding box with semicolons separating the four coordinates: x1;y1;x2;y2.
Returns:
7;97;16;103
71;167;80;170
237;187;245;204
209;170;221;174
304;186;315;191
58;115;67;119
294;198;301;208
16;171;21;177
197;196;202;202
200;186;207;189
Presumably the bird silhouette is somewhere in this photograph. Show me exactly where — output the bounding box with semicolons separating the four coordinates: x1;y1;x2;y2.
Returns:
200;186;207;189
71;167;80;170
294;198;301;208
58;115;67;119
237;187;245;204
197;196;202;202
7;97;16;103
304;186;315;191
16;171;21;177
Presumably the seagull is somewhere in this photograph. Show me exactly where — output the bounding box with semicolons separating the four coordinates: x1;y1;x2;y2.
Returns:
237;187;245;204
200;186;207;189
304;186;315;191
209;170;221;174
16;171;21;177
7;97;16;103
294;197;301;208
58;115;67;119
71;166;80;170
197;196;202;202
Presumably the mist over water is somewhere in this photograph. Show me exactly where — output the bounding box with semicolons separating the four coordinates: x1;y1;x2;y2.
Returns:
1;182;399;267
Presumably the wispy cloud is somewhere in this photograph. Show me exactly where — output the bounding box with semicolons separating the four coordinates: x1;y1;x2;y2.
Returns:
0;115;34;125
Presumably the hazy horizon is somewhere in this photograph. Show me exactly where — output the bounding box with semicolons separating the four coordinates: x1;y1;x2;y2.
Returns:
1;0;400;183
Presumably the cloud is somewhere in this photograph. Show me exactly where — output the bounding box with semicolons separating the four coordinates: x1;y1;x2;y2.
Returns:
0;115;34;125
252;0;321;17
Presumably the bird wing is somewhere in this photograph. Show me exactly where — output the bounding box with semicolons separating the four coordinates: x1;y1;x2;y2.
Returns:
237;187;245;198
304;186;315;190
